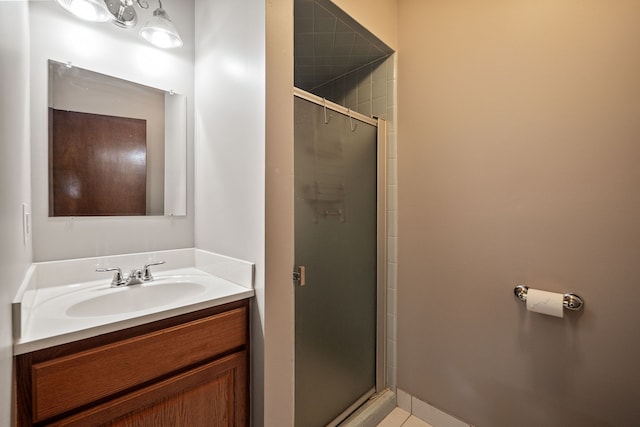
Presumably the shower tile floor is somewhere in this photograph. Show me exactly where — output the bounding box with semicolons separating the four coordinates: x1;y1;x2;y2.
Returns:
378;408;433;427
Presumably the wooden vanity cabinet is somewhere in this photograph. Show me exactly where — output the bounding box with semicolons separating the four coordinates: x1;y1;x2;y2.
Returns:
16;299;250;427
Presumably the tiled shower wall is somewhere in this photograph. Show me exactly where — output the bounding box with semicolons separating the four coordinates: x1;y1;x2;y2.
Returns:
315;54;399;390
314;55;393;121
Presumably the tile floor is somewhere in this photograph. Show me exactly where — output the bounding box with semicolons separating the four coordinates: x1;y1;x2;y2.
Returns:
377;408;433;427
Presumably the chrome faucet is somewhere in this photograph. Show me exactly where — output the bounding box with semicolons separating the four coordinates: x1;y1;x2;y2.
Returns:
96;261;166;287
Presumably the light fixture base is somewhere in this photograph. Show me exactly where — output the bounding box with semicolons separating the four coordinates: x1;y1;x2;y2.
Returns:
105;0;138;28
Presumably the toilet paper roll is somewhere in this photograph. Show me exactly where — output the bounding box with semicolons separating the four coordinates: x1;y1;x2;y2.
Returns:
526;289;564;318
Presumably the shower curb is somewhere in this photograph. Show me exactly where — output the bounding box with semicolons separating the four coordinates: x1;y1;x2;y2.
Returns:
340;389;396;427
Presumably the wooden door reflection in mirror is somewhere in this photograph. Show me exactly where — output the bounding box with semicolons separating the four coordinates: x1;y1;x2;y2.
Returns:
50;109;147;216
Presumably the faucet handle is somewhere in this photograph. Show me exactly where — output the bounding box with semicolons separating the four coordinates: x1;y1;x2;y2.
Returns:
96;267;125;287
142;261;166;281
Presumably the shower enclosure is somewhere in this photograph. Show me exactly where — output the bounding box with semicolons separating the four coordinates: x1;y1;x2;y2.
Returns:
294;90;387;427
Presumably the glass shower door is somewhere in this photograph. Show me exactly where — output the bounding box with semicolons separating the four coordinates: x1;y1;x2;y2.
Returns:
294;96;378;427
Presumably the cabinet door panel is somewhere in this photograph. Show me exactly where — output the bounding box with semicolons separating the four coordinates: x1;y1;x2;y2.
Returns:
48;351;248;427
33;307;247;422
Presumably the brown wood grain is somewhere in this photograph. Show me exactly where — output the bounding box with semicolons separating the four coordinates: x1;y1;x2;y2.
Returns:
27;300;248;363
50;108;147;216
15;353;32;427
32;307;247;422
47;351;247;427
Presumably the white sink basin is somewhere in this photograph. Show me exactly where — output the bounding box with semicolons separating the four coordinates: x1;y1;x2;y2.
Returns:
66;281;208;317
14;267;255;354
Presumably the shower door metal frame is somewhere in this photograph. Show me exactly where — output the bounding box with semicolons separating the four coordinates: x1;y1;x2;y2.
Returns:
293;87;388;425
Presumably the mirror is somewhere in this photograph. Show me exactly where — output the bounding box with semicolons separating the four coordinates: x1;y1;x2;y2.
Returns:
48;60;187;217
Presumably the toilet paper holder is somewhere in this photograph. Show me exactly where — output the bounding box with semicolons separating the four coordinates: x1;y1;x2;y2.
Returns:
514;284;584;311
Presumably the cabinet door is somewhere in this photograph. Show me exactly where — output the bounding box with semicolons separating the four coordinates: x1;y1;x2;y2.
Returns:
32;306;248;422
48;351;248;427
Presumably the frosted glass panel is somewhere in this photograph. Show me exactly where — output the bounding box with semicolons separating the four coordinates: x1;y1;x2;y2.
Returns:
294;97;377;427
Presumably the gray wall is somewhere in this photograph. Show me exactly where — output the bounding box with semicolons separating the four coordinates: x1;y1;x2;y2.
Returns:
0;2;32;426
397;1;640;426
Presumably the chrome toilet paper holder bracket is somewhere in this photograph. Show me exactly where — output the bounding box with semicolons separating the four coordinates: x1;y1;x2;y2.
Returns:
514;284;584;311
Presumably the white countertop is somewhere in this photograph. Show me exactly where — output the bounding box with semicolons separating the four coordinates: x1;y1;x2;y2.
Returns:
13;249;255;355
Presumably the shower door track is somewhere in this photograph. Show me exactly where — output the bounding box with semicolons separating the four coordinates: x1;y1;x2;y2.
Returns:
293;87;388;425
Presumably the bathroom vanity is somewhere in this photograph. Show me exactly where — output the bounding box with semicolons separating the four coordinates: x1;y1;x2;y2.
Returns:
16;300;249;426
13;249;254;426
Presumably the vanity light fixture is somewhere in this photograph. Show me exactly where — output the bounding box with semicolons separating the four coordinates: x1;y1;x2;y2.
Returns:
54;0;183;49
139;0;183;49
105;0;149;29
54;0;112;22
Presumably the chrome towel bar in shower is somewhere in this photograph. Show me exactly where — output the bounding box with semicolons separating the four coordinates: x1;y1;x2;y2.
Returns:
514;284;584;311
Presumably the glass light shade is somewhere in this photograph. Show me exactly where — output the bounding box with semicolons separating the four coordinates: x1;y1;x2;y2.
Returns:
55;0;111;22
139;8;183;49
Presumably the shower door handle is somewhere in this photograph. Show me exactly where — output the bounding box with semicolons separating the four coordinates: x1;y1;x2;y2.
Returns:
293;265;306;286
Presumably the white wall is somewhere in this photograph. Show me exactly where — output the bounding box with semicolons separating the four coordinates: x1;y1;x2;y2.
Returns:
29;0;195;261
193;0;266;424
0;2;32;426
